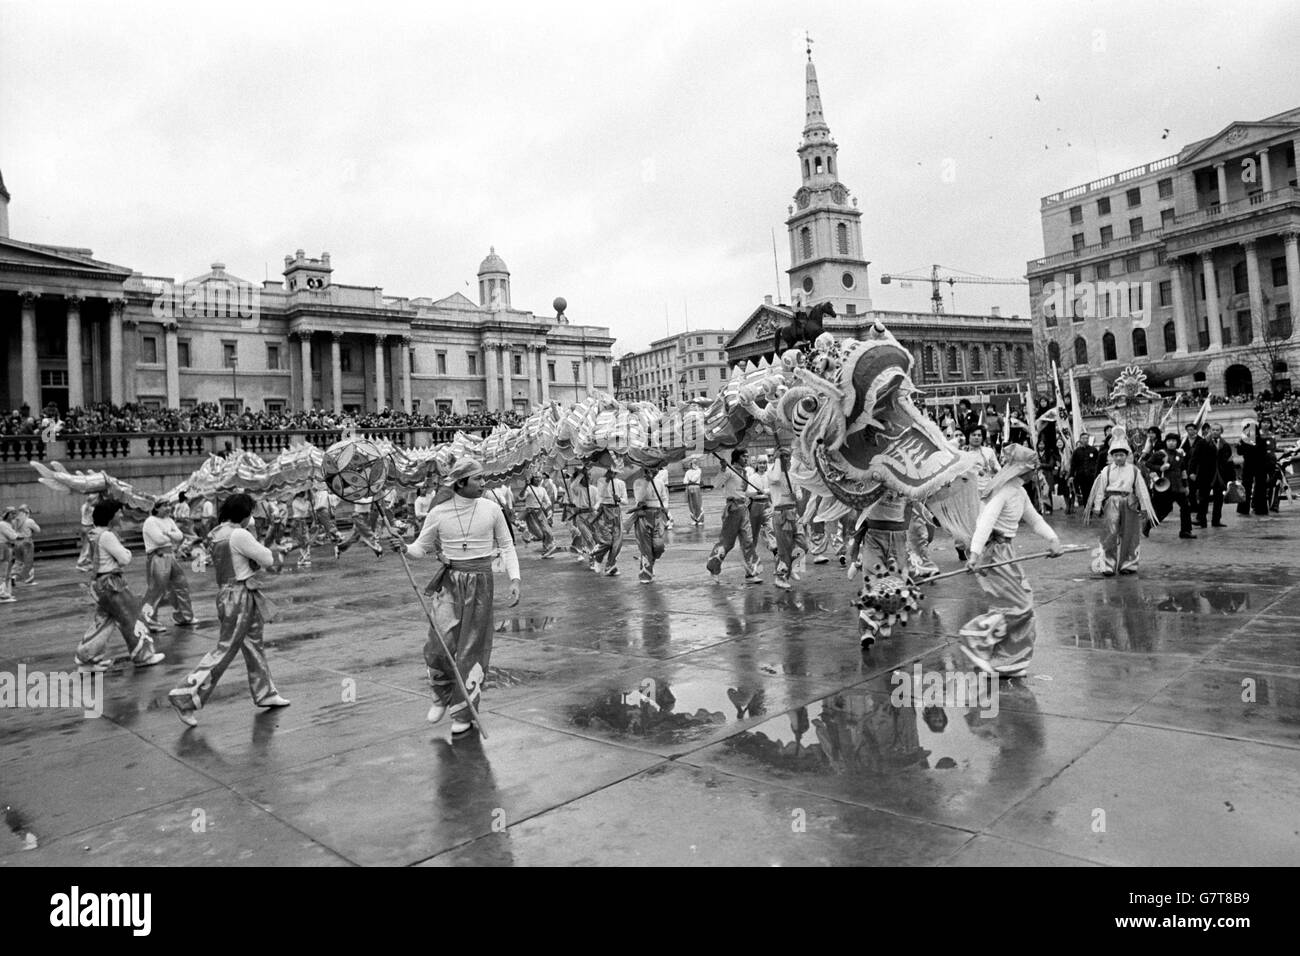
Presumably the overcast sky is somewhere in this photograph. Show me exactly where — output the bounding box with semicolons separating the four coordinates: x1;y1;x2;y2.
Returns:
2;0;1297;355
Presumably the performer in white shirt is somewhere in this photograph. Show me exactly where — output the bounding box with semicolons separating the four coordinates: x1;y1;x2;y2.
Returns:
957;444;1064;678
631;465;669;583
311;481;343;556
484;482;518;544
9;504;39;585
522;474;557;557
288;490;314;567
398;458;519;735
767;449;807;590
1085;426;1158;576
746;455;775;558
683;457;705;525
74;501;165;672
566;466;597;563
0;511;18;603
706;448;760;582
75;493;99;572
168;493;289;727
590;467;627;575
141;500;198;628
337;495;383;558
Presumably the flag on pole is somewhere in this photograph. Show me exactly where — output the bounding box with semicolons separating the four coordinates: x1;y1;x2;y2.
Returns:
1024;384;1037;449
1069;371;1085;442
1192;394;1212;429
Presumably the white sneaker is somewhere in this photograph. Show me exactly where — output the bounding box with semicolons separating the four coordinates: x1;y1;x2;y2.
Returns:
0;595;16;603
451;718;475;736
774;578;792;590
427;701;447;723
135;652;166;668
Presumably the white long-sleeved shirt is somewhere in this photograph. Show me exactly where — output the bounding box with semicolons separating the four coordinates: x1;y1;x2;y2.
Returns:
632;473;668;509
291;497;312;519
767;461;798;507
969;484;1057;555
746;467;770;500
414;491;437;520
595;477;627;506
0;520;18;546
223;525;277;581
568;476;593;509
312;487;333;510
11;515;39;538
142;515;184;552
92;529;132;572
523;484;552;511
683;467;702;486
722;466;748;503
80;501;95;527
173;501;191;521
406;494;520;580
1100;463;1139;493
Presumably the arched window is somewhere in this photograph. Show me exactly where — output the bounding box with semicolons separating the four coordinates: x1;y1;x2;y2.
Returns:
947;346;960;374
803;159;810;178
923;345;937;375
1048;341;1060;366
1132;328;1147;357
1102;332;1117;361
836;223;849;255
1074;337;1088;365
1163;321;1177;353
827;156;835;176
814;156;823;175
1013;347;1026;373
970;345;983;373
993;347;1005;373
800;227;812;260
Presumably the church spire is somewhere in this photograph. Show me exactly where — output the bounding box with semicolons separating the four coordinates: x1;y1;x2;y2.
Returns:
803;39;831;145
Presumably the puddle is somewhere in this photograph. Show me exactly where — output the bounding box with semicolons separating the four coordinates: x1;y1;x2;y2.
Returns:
495;617;559;634
483;665;543;689
566;676;761;742
1149;588;1251;614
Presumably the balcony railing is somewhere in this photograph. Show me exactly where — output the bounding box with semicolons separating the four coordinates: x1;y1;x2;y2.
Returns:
1169;184;1300;230
1028;229;1167;272
0;426;489;464
1040;154;1179;207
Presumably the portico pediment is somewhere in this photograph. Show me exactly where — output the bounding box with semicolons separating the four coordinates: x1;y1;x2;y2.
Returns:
0;237;133;280
728;303;793;351
1181;121;1299;165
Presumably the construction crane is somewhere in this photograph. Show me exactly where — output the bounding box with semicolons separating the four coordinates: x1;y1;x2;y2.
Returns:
880;264;1028;314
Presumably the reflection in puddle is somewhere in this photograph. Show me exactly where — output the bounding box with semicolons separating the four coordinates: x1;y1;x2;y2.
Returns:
484;665;542;689
567;677;765;741
1148;588;1250;614
495;617;558;634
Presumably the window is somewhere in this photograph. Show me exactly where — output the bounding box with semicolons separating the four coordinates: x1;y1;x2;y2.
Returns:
266;344;280;370
1273;256;1288;287
572;361;581;382
513;354;522;376
1132;328;1148;357
1158;178;1173;199
1072;270;1082;285
696;353;704;362
264;400;285;414
1129;217;1143;239
1233;260;1248;295
177;341;191;368
1072;233;1085;252
1097;197;1111;215
220;400;241;416
1128;283;1144;314
800;227;813;259
467;352;477;375
802;276;814;294
993;347;1005;372
1096;262;1110;279
1196;272;1205;300
1236;310;1253;345
40;370;68;387
716;336;724;344
1047;341;1060;366
1125;254;1141;273
436;351;447;375
436;400;453;414
142;336;158;364
1161;207;1175;228
1126;187;1141;207
1156;248;1167;265
837;222;849;254
717;351;725;361
223;342;237;368
1069;205;1083;224
686;370;693;382
946;346;959;374
923;346;937;375
339;347;352;372
548;361;556;381
846;304;857;314
970;346;983;373
1159;280;1172;307
1013;347;1026;373
1102;332;1117;361
1100;225;1114;246
1271;304;1293;339
696;336;703;345
1074;337;1088;365
466;400;483;414
1197;314;1210;349
1163;321;1177;352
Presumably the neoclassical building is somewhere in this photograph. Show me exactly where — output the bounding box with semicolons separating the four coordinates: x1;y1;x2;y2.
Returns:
726;52;1034;405
0;177;614;417
1027;107;1300;401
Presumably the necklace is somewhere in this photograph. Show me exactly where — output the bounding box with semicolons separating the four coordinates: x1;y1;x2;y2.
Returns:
452;496;478;550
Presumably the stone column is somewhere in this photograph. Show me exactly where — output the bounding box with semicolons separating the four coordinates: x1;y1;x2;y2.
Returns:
1200;250;1222;348
583;356;593;396
399;336;413;413
1215;162;1228;205
1258;147;1272;193
1285;232;1300;337
121;316;138;402
1168;257;1189;352
539;347;551;403
373;334;386;410
479;343;495;411
108;299;125;404
66;295;85;410
298;331;313;411
502;343;514;411
331;332;343;411
1243;239;1266;344
20;290;39;411
163;321;180;407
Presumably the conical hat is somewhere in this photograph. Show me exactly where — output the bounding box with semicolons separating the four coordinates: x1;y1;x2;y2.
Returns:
1108;425;1132;455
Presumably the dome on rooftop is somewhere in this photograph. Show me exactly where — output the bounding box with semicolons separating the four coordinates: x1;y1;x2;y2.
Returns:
477;246;509;276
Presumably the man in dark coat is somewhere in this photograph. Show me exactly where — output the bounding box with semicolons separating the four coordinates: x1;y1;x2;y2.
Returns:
1192;424;1235;528
1068;433;1100;514
1251;419;1279;515
1180;422;1203;515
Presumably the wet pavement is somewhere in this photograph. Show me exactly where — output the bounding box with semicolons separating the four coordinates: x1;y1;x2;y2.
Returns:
2;497;1299;866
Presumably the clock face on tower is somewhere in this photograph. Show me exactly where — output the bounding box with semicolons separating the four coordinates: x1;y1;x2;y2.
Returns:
831;185;847;205
802;277;814;294
795;187;811;209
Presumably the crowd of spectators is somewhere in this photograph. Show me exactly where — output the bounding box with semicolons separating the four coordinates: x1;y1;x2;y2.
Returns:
1;402;525;437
